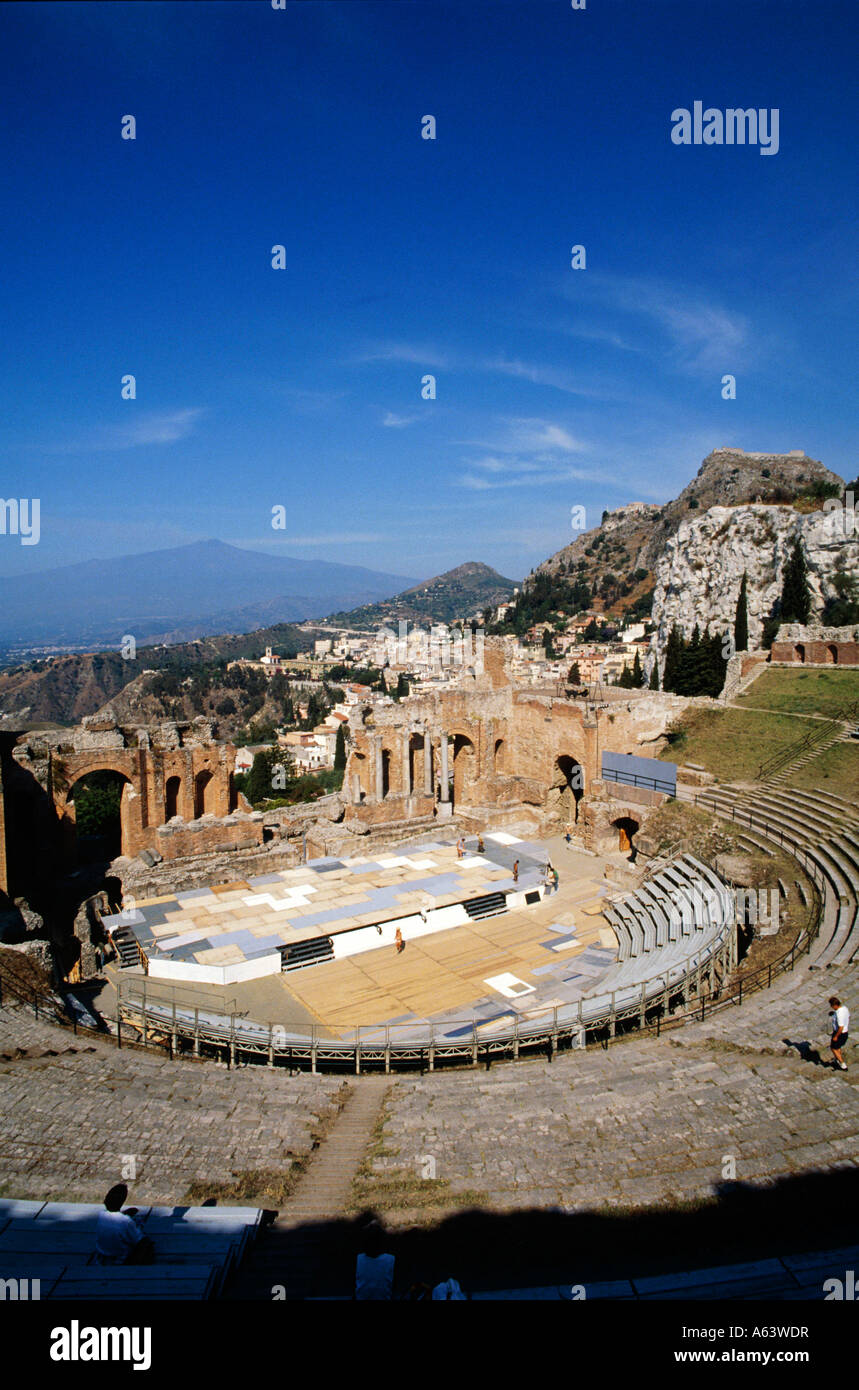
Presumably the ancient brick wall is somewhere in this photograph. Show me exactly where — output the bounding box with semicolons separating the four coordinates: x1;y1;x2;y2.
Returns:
772;640;859;665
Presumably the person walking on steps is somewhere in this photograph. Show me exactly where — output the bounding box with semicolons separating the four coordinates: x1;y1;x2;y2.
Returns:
512;860;519;883
829;995;849;1070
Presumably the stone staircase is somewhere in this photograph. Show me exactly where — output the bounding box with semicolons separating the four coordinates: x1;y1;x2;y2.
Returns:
225;1077;390;1299
764;722;851;786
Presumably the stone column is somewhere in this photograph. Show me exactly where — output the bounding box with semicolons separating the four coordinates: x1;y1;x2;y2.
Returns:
352;773;361;804
374;739;384;801
423;732;433;797
401;733;411;795
439;734;449;802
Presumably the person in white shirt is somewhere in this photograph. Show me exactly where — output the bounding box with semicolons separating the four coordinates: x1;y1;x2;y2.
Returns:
828;996;850;1071
94;1183;152;1265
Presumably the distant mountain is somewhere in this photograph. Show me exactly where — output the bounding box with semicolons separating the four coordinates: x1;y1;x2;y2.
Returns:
325;561;519;629
0;539;417;649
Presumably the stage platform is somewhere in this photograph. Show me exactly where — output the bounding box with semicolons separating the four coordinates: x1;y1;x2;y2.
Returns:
105;834;621;1038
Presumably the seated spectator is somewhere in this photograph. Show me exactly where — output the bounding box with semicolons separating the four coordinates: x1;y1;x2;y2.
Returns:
94;1183;154;1266
355;1221;394;1300
432;1276;466;1300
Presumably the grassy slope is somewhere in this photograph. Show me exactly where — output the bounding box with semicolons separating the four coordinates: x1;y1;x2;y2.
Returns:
735;667;859;719
658;707;811;782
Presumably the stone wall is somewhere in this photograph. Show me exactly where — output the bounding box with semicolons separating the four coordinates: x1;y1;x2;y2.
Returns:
771;623;859;667
341;640;683;847
151;812;265;861
13;719;238;865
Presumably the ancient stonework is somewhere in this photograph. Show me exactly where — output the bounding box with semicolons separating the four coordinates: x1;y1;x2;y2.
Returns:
11;717;238;864
771;623;859;666
343;640;685;855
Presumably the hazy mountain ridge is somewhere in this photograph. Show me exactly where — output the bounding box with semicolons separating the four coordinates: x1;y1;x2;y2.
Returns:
325;561;519;630
0;539;416;649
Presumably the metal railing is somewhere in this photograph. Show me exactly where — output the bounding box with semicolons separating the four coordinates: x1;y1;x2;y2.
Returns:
1;797;834;1075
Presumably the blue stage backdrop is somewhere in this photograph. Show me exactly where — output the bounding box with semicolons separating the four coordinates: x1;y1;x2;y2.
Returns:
601;752;677;796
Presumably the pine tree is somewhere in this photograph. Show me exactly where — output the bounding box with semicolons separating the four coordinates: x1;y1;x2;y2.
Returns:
734;572;749;652
568;661;581;684
780;537;811;624
334;723;347;771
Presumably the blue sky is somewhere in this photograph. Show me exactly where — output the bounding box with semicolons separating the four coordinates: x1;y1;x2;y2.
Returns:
2;0;857;584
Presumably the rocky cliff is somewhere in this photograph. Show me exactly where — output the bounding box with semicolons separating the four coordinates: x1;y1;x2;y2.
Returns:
529;447;844;623
649;503;859;658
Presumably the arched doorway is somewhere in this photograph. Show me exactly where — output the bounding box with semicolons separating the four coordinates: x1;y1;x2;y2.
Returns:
612;815;640;858
351;751;368;802
381;748;392;799
165;775;181;820
453;734;476;806
556;755;585;823
194;769;214;818
66;770;131;863
408;733;425;795
494;737;509;774
794;644;806;664
826;643;838;665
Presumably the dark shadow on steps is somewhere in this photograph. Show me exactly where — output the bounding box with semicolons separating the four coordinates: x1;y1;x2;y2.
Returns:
222;1166;859;1300
783;1037;826;1066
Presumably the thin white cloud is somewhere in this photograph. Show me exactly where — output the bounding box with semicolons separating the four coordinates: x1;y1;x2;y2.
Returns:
382;411;421;428
457;417;606;491
465;417;588;455
354;342;450;368
460;465;600;491
480;356;621;399
42;408;205;454
563;273;750;373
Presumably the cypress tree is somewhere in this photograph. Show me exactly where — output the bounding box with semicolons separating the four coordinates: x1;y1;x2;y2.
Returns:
780;537;811;624
334;724;347;771
632;650;642;686
247;749;274;805
649;659;659;691
734;572;749;652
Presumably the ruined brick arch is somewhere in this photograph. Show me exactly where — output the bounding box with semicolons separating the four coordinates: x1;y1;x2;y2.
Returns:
194;769;214;818
165;775;181;820
53;752;138;815
494;737;509;774
612;814;640;856
826;643;839;665
46;742;235;862
350;750;369;800
59;764;136;861
794;644;806;664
